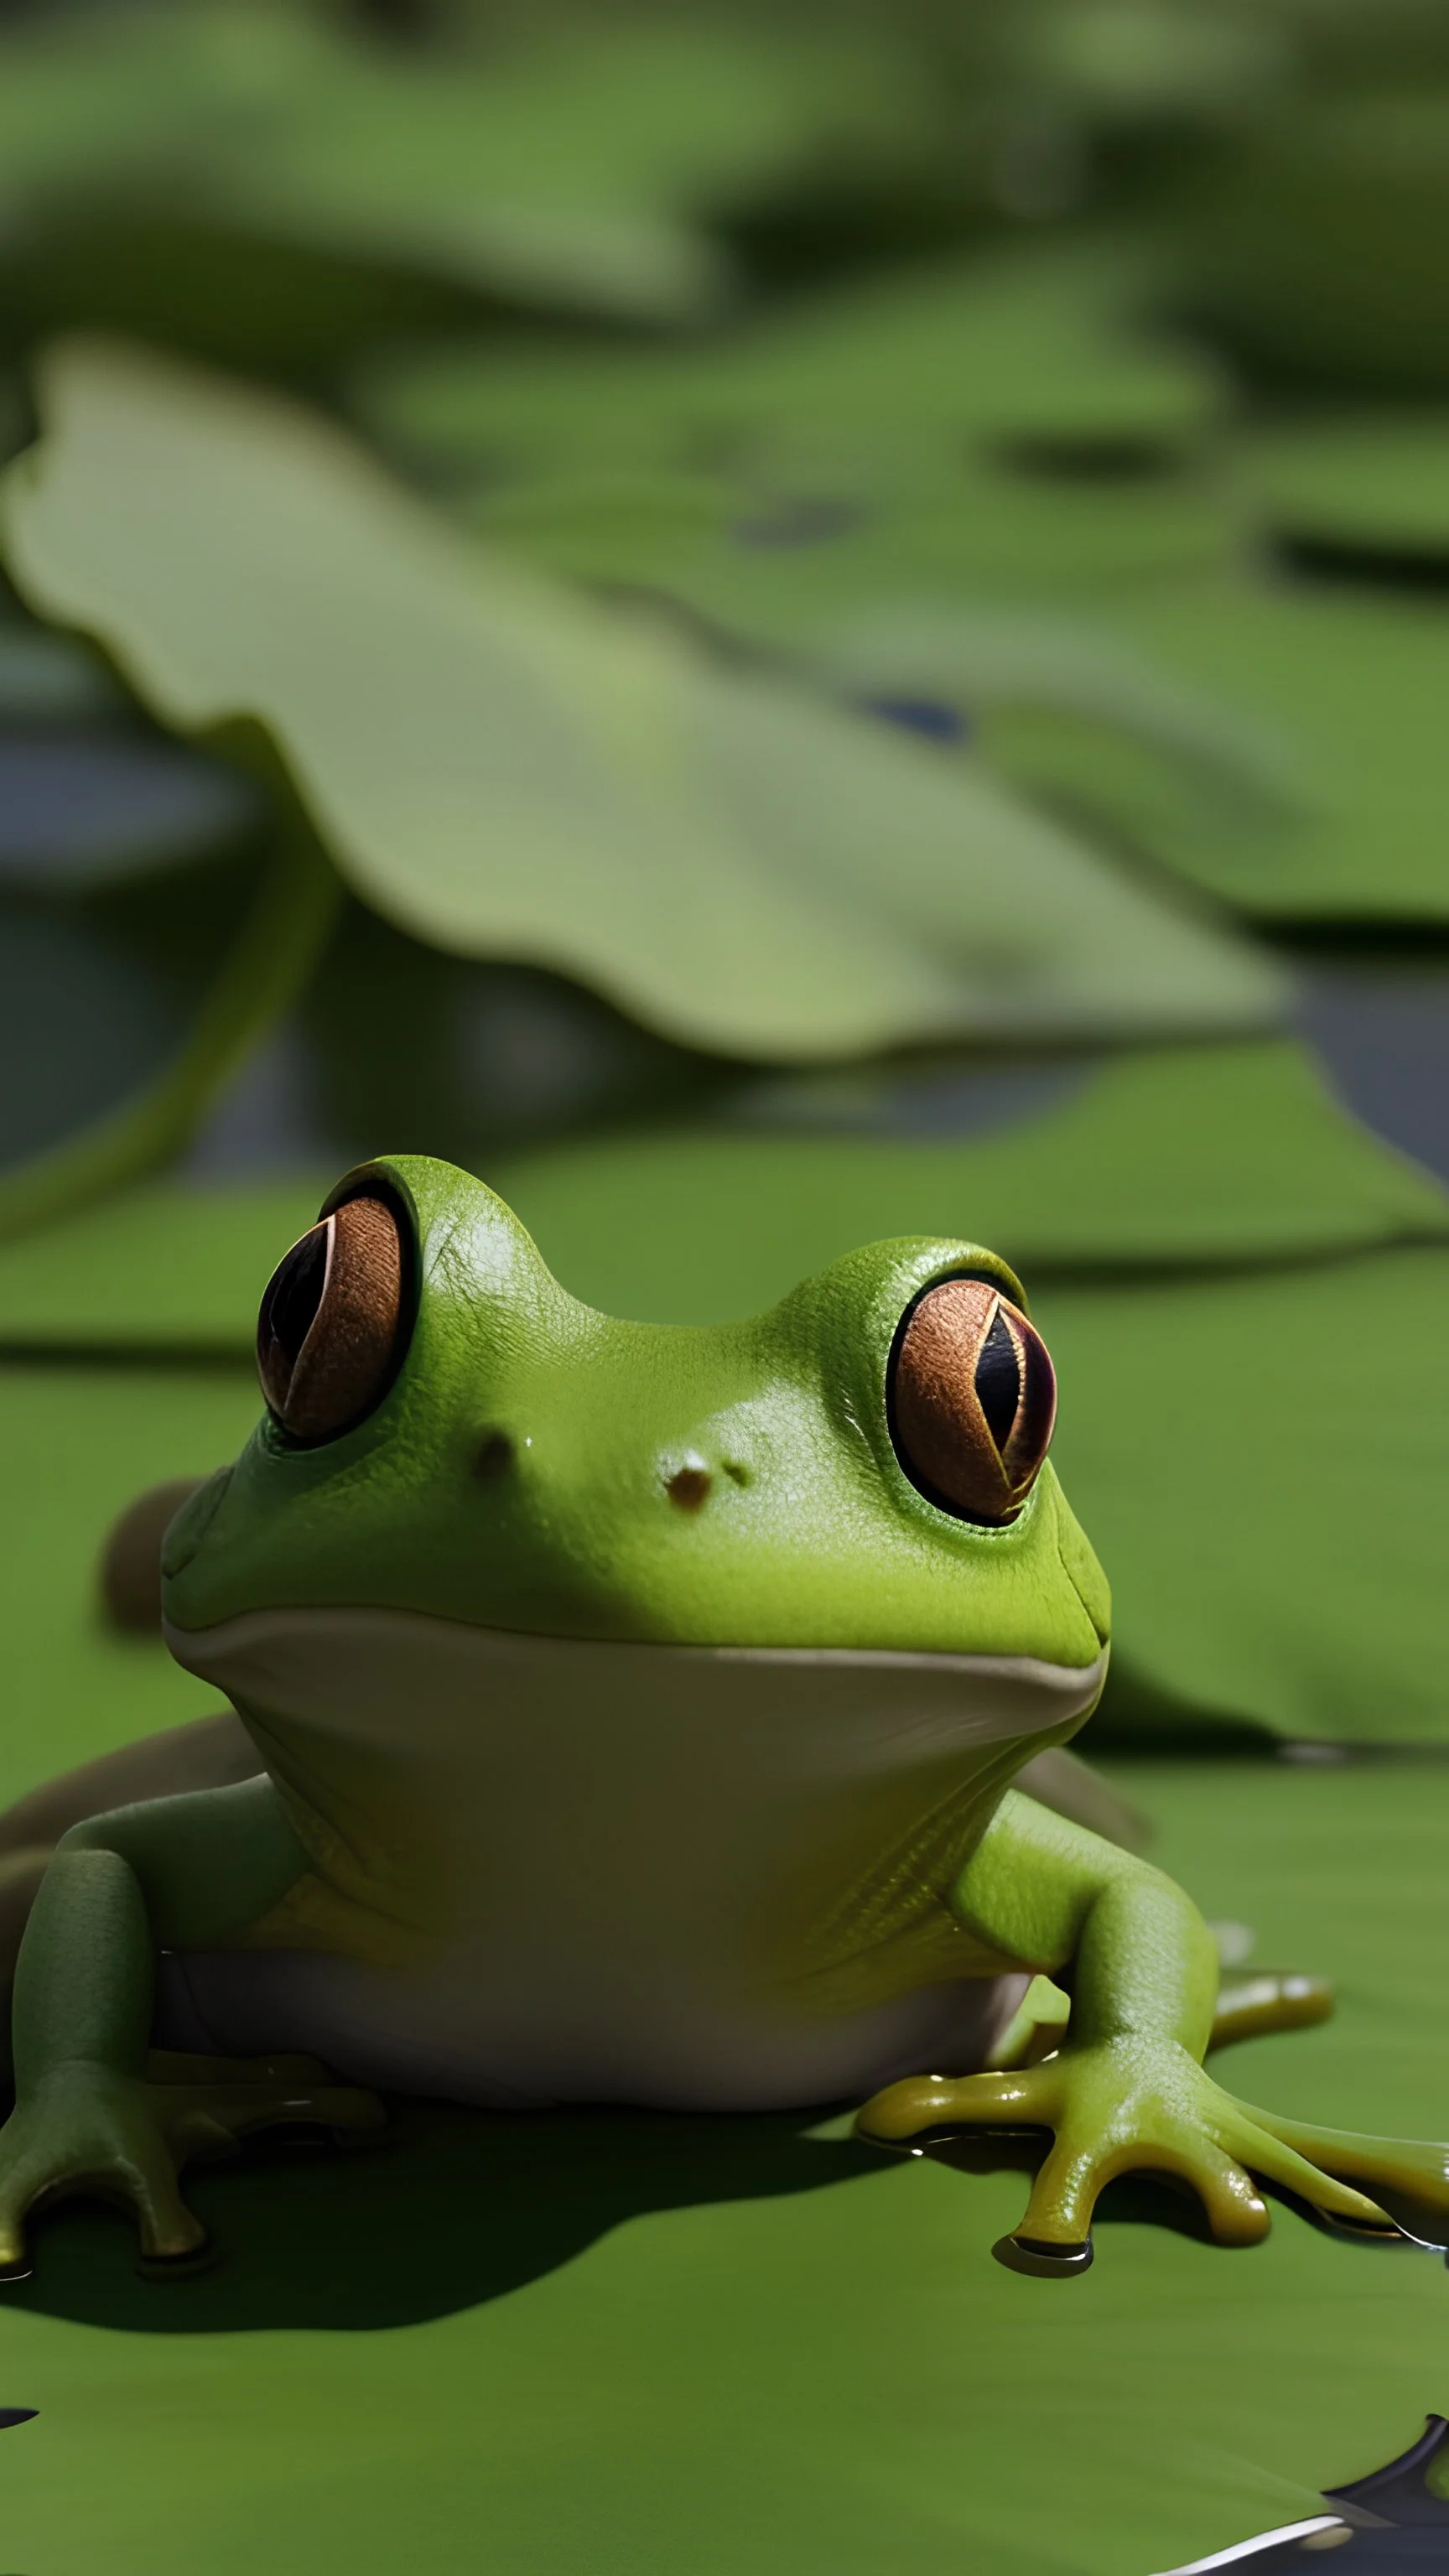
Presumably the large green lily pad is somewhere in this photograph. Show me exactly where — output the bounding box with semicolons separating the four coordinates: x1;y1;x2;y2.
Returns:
0;1371;1441;2576
1;339;1278;1061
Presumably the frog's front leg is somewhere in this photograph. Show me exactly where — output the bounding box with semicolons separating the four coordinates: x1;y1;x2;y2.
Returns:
0;1776;382;2272
857;1790;1449;2276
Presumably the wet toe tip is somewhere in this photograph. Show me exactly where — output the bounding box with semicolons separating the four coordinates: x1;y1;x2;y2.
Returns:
993;2233;1093;2279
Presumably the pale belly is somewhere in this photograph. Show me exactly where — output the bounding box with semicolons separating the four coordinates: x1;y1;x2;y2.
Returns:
161;1605;1106;2114
154;1945;1031;2111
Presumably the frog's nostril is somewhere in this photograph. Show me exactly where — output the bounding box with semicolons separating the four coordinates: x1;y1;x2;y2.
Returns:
667;1463;713;1512
889;1275;1057;1525
474;1430;514;1481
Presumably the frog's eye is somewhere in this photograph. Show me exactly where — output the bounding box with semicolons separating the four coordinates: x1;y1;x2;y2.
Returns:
257;1193;408;1443
888;1275;1056;1524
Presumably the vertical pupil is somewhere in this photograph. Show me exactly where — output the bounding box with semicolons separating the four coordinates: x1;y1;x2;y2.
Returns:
974;1308;1020;1451
265;1227;329;1372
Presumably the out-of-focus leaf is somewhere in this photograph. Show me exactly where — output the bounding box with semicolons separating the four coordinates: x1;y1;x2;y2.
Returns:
982;575;1449;921
357;239;1228;621
0;1035;1437;1355
1175;92;1449;392
359;235;1223;482
815;603;1296;797
0;5;940;335
1;340;1280;1062
1044;1247;1449;1742
466;452;1227;633
1244;411;1449;560
0;731;258;888
1004;0;1288;124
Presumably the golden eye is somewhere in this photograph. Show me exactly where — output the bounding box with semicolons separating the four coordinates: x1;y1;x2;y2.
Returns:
257;1193;408;1443
889;1275;1057;1524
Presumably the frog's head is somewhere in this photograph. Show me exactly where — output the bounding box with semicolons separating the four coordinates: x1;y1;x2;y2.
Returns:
162;1155;1108;1672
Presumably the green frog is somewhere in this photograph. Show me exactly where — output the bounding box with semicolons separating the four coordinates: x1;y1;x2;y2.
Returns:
0;1156;1442;2279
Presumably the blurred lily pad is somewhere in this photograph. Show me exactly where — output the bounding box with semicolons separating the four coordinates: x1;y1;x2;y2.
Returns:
359;233;1223;485
1;339;1279;1061
0;1034;1438;1356
465;450;1228;635
982;574;1449;921
0;730;258;887
1244;411;1449;564
357;238;1229;629
1005;1;1287;126
0;5;940;339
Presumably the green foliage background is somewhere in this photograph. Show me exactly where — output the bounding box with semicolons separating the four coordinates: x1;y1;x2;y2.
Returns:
0;4;1446;2568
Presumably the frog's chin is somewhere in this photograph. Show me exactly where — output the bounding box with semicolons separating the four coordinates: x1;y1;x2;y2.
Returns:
162;1602;1106;1769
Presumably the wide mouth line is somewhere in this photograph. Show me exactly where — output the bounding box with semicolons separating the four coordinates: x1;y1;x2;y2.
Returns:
161;1605;1106;1687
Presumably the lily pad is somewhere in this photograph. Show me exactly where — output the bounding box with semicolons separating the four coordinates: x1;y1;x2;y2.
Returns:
358;232;1223;514
1244;411;1449;564
1042;1246;1449;1745
464;450;1228;633
1;339;1278;1062
982;574;1449;922
0;5;938;335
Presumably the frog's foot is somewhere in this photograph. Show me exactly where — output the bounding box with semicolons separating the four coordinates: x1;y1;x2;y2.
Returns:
0;2055;385;2277
856;2049;1410;2278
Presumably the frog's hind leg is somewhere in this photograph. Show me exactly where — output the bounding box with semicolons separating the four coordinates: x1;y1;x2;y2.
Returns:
0;1711;261;1987
0;1722;385;2168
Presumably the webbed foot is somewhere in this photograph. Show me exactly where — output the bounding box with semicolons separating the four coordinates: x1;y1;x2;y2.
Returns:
856;2044;1427;2275
0;2054;385;2277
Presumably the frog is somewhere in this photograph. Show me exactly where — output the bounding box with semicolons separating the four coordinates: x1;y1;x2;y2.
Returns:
0;1153;1443;2281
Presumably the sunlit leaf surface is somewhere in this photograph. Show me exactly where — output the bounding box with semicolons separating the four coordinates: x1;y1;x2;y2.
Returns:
1;340;1279;1059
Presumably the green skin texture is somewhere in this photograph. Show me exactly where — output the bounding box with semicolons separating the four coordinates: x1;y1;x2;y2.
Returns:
0;1156;1437;2272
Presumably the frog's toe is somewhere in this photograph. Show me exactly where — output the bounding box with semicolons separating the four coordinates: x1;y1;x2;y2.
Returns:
993;2234;1093;2278
856;2067;1047;2145
1244;2110;1449;2246
130;2178;208;2267
1228;2116;1402;2239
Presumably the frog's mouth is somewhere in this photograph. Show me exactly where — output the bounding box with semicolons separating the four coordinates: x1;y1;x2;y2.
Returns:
164;1603;1107;1772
